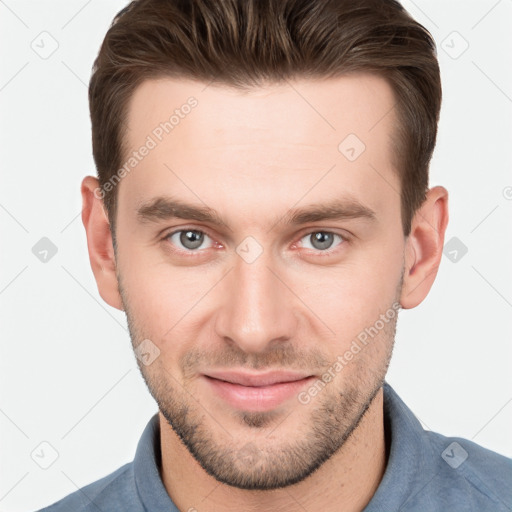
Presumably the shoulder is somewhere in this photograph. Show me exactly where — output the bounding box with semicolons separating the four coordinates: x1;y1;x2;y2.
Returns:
380;383;512;511
419;430;512;510
35;461;142;512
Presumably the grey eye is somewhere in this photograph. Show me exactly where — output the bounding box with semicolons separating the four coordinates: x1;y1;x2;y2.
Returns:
169;230;212;250
301;232;343;251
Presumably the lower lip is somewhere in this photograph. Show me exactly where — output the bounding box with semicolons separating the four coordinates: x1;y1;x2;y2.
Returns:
203;375;315;411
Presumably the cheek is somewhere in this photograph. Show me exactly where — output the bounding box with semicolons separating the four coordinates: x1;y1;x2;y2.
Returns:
117;224;403;349
290;251;401;339
119;251;222;341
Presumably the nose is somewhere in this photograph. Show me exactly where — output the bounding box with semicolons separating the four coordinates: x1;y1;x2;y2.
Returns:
214;248;298;354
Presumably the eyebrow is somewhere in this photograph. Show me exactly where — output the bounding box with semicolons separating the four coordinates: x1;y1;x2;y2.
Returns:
136;196;377;229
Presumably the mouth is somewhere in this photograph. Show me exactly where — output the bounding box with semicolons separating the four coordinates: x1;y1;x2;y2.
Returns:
201;370;316;411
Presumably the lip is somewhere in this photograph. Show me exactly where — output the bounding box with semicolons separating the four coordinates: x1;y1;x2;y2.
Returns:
203;370;313;387
202;370;315;411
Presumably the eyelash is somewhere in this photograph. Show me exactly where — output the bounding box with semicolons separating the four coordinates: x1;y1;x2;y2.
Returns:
161;227;350;257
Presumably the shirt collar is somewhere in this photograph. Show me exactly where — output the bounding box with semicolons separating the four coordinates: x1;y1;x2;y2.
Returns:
133;412;180;511
364;381;437;511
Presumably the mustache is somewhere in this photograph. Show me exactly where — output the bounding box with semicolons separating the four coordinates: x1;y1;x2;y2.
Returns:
178;344;331;378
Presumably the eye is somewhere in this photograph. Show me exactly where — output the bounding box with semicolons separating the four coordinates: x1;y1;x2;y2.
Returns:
299;231;345;252
167;229;214;251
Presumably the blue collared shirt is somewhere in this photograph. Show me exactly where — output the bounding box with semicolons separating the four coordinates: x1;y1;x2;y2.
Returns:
36;382;512;511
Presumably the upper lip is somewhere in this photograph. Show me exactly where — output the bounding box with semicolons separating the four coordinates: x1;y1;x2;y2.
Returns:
203;370;313;387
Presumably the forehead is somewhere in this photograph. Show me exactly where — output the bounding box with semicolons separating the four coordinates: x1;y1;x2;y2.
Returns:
119;73;400;226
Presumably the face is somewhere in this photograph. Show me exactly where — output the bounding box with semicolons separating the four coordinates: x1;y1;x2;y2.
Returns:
114;74;406;490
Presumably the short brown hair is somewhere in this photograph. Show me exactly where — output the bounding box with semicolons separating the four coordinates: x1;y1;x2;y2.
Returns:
89;0;441;237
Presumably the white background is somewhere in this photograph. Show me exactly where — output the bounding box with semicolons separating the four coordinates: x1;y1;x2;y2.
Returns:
1;1;511;510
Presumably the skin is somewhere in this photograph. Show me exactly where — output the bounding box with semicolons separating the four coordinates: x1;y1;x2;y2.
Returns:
81;73;448;512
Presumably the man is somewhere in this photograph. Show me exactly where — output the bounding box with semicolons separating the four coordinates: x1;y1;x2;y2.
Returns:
38;0;512;510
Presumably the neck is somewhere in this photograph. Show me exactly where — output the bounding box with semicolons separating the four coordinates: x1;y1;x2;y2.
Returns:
160;387;386;512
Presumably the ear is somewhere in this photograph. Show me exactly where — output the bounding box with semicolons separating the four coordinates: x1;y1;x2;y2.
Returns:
400;186;449;309
81;176;124;311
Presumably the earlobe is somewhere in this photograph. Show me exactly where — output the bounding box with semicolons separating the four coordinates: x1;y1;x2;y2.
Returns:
81;176;124;311
400;186;449;309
